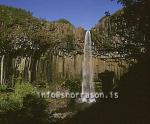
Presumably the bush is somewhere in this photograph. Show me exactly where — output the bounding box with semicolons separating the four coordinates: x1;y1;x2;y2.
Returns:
0;83;51;124
0;97;20;112
10;82;37;103
6;94;50;124
0;85;14;92
0;85;8;92
62;80;80;92
62;80;80;107
0;82;37;112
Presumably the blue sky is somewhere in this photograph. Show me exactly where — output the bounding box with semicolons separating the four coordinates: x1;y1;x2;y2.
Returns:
0;0;122;29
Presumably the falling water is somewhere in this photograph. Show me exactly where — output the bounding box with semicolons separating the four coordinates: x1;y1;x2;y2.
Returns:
0;55;4;85
81;31;96;103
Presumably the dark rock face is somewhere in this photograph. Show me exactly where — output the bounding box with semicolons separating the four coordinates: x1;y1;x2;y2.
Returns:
64;57;150;124
98;70;114;95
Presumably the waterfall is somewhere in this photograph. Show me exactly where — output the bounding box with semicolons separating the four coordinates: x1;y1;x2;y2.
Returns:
1;55;4;85
81;31;96;103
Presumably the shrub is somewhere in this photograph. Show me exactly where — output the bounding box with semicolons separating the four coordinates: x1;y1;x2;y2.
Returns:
62;79;80;92
0;83;50;124
0;85;8;92
10;82;37;104
6;94;50;124
62;80;80;107
0;97;20;112
0;85;14;92
0;82;37;112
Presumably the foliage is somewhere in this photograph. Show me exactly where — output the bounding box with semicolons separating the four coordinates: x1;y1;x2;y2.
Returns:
114;0;150;56
55;18;74;26
0;5;85;57
0;80;37;112
0;5;85;84
15;94;50;124
91;0;150;58
10;82;37;104
62;80;80;92
0;85;7;92
115;0;143;6
0;80;50;124
0;94;50;124
61;80;81;107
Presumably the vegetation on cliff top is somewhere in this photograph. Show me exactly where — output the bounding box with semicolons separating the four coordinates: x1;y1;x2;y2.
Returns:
91;0;150;58
0;5;85;57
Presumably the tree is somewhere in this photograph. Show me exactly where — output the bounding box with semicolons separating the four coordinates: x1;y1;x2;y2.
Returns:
114;0;150;55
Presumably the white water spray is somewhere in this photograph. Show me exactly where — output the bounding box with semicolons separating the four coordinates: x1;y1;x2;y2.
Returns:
81;31;96;103
1;55;4;85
